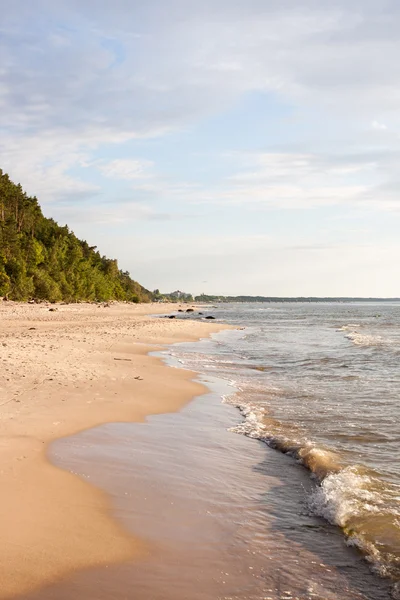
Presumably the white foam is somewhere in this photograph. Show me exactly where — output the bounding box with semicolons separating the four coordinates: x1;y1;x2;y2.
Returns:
308;467;382;527
345;331;385;346
226;393;400;587
337;324;361;331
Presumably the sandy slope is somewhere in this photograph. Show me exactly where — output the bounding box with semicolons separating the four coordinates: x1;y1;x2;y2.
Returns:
0;302;230;598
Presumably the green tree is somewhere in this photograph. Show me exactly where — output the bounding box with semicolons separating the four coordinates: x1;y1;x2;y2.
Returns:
0;169;152;303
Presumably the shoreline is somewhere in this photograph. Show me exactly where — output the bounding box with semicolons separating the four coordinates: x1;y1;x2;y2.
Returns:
0;302;231;598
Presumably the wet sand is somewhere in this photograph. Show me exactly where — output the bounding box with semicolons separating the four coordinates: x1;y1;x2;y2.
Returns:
21;373;391;600
0;302;229;598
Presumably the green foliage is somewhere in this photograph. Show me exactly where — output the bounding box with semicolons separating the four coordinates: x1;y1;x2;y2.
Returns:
0;169;152;303
160;290;194;302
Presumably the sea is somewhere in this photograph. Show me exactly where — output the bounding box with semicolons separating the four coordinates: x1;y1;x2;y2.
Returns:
166;302;400;598
45;301;400;600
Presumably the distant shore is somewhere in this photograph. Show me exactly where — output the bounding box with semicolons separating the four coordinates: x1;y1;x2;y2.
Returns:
0;302;231;598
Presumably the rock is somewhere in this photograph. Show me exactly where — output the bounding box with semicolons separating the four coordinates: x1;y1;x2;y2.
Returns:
186;308;194;313
49;307;58;312
168;315;176;319
178;309;184;312
198;312;203;315
205;315;216;319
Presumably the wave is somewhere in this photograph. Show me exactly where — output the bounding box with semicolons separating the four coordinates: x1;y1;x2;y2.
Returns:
224;395;400;594
337;324;362;331
337;323;393;347
345;331;385;347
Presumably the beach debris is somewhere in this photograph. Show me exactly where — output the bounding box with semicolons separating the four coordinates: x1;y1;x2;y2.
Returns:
205;315;216;319
48;307;58;312
113;357;132;361
28;327;36;330
134;376;143;380
168;315;176;319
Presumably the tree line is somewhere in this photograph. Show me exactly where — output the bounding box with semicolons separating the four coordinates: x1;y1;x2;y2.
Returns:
0;169;151;302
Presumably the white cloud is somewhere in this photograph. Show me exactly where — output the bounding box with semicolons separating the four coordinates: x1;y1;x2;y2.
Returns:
0;132;99;205
160;151;397;211
371;120;388;130
97;159;154;180
55;201;171;225
1;1;400;295
2;0;400;141
98;231;400;297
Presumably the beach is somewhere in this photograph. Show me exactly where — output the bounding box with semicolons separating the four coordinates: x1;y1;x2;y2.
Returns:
0;301;229;598
1;301;396;600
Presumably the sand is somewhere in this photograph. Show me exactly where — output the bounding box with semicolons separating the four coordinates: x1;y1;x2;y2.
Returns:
0;301;230;599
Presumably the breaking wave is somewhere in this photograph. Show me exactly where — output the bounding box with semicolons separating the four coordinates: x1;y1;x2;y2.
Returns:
338;324;391;347
224;394;400;593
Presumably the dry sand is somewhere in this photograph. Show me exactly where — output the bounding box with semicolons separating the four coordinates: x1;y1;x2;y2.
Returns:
0;301;230;598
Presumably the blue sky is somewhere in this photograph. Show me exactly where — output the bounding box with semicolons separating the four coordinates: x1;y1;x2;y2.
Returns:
1;0;400;296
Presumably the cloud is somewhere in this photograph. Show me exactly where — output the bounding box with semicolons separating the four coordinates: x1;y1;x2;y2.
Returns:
1;0;400;297
97;159;154;180
148;150;397;211
371;120;388;130
2;2;400;160
98;230;400;296
212;150;400;211
3;0;400;143
2;1;399;189
54;201;172;225
0;132;100;205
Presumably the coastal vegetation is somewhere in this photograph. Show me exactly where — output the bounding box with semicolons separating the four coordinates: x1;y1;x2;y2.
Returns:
0;169;151;302
159;293;400;303
153;290;194;303
194;295;400;302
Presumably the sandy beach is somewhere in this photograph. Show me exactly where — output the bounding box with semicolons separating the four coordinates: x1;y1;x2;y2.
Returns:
0;301;230;598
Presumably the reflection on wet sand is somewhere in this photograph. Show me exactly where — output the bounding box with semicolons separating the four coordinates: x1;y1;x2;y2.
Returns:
20;378;391;600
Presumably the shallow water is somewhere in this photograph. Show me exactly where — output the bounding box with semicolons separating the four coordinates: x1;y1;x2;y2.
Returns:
32;376;391;600
20;302;399;599
167;302;400;595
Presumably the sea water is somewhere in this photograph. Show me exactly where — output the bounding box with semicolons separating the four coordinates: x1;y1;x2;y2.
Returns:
167;302;400;597
43;301;399;600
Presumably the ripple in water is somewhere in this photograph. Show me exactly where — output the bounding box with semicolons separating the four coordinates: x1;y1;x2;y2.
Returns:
170;302;400;597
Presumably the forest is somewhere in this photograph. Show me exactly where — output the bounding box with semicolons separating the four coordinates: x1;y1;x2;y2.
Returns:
0;169;151;302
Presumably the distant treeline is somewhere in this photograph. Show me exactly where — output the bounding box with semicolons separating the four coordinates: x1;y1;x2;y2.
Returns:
0;169;151;302
194;294;400;303
156;291;400;304
154;289;194;302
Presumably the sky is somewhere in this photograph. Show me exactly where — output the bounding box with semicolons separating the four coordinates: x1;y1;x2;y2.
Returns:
1;0;400;297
